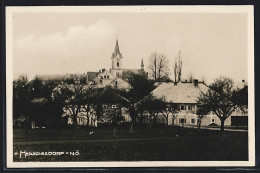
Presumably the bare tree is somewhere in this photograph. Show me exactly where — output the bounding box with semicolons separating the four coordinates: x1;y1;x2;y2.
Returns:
157;99;177;126
173;50;182;83
52;75;94;126
198;76;248;131
148;52;169;81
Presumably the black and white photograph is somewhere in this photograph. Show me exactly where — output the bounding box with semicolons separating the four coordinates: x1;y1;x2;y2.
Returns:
5;6;254;167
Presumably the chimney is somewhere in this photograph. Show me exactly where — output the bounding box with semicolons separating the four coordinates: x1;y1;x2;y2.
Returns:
193;79;198;87
242;79;245;83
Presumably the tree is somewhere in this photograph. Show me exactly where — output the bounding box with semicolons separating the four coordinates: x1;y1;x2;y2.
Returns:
173;50;182;83
138;94;162;128
198;76;248;131
52;75;92;126
196;105;210;130
13;75;31;120
118;74;155;128
159;102;177;126
148;52;169;81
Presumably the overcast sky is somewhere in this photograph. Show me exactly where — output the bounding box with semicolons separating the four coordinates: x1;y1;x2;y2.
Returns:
12;10;248;83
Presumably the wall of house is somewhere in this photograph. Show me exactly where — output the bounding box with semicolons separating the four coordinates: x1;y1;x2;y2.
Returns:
141;102;233;127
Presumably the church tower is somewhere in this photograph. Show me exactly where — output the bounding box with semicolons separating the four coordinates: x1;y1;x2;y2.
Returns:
141;58;144;71
111;39;123;77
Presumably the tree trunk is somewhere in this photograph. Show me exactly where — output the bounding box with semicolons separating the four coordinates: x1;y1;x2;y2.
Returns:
86;117;89;127
198;121;201;130
220;118;225;131
73;115;78;126
149;115;152;128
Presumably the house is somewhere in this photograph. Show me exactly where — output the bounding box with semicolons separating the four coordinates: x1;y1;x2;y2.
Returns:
145;80;232;127
230;80;248;126
58;85;132;126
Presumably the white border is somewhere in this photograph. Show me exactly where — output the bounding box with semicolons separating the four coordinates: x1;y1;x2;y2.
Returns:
6;5;255;168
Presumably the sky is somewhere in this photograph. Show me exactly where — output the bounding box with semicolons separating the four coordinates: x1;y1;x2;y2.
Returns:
12;9;248;83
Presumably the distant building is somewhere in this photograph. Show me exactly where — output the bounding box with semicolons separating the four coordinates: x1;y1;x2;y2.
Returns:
33;39;145;90
62;87;131;126
93;39;146;88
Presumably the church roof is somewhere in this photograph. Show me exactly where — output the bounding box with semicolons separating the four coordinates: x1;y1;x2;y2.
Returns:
122;69;142;74
122;69;144;80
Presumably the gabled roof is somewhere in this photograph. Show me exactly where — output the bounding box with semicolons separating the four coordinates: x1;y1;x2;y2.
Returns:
151;82;208;104
95;87;129;104
110;77;131;90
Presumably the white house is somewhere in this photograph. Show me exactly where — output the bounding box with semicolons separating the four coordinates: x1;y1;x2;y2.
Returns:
146;80;232;127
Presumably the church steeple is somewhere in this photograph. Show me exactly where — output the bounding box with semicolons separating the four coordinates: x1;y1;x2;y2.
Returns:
111;39;123;70
114;39;120;54
141;58;144;70
111;39;122;59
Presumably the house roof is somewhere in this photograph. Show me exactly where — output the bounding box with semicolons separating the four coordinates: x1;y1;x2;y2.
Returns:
110;77;131;90
151;82;208;104
95;87;129;104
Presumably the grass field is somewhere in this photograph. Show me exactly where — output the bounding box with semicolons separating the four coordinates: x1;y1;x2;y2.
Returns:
13;126;248;162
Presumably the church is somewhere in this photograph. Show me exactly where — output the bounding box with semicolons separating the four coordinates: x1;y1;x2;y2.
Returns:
35;39;146;89
91;39;146;89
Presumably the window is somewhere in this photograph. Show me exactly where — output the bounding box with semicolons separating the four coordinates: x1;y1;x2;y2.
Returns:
103;105;107;109
179;118;186;124
180;105;185;110
104;75;106;79
107;75;109;79
191;118;195;124
212;118;215;123
112;105;117;108
117;62;119;67
101;76;103;79
188;105;191;110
